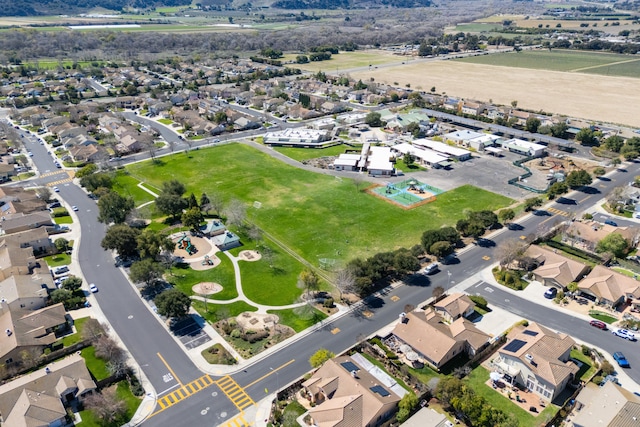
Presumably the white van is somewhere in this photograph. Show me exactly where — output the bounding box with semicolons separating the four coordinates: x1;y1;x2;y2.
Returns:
423;263;439;275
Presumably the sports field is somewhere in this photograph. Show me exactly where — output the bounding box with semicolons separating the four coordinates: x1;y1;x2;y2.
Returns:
286;50;407;73
456;50;640;75
351;54;640;127
125;143;512;265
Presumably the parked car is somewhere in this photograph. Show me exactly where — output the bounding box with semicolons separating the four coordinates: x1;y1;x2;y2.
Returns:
614;352;630;368
53;186;59;192
72;206;78;211
423;263;439;275
53;266;69;275
544;287;558;299
589;320;607;330
89;283;98;293
612;328;636;341
605;220;618;226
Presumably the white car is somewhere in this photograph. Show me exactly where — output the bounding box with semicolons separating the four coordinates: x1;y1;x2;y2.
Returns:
72;206;78;211
53;186;59;192
423;263;439;275
612;328;636;341
89;283;98;293
27;151;33;157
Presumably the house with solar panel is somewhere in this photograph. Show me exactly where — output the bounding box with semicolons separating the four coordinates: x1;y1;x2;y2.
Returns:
301;353;405;427
490;322;578;402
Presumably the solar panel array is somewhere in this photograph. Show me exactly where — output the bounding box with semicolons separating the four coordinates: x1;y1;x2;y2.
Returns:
503;339;527;353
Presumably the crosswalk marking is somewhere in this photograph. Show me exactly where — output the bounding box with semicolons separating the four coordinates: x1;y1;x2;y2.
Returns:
46;178;73;186
331;327;341;334
390;295;400;302
547;207;570;217
220;412;253;427
155;374;214;412
217;376;255;411
40;171;66;178
482;255;491;261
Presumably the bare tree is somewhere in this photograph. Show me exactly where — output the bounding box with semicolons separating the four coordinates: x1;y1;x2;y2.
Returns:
247;224;262;242
495;238;528;268
352;173;366;192
334;268;356;301
224;198;246;227
432;286;445;300
83;387;127;424
95;336;125;362
81;318;106;341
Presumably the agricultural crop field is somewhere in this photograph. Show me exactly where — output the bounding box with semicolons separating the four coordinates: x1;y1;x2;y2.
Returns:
125;143;512;265
455;49;640;74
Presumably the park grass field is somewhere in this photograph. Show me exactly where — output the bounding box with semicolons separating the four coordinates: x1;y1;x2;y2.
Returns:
286;50;403;73
455;49;640;73
126;143;513;265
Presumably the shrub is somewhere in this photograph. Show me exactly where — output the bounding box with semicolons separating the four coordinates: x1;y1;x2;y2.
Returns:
230;329;242;338
601;360;615;376
581;345;590;356
469;295;487;308
323;297;335;308
592;375;603;385
243;329;269;343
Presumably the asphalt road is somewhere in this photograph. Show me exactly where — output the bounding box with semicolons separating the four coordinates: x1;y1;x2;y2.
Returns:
13;120;640;426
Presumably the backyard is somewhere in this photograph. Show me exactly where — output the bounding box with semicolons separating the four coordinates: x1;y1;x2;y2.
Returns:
124;143;513;265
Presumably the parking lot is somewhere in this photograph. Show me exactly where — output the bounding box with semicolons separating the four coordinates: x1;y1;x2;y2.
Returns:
170;317;212;350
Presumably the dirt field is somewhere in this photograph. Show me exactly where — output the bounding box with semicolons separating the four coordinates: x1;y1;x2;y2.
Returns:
351;61;640;128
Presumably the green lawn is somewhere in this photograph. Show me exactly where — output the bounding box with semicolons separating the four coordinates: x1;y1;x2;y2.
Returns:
81;346;110;381
267;306;328;332
112;171;156;206
589;310;618;324
191;300;257;324
466;366;557;427
56;317;90;348
612;267;638;278
273;144;351;162
126;143;513;265
581;59;640;78
570;348;597;381
54;215;73;224
158;118;173;125
43;253;71;267
285;50;402;73
78;381;141;427
456;49;638;75
168;258;237;300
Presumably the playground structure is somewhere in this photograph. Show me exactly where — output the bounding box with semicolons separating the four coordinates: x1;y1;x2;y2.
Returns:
202;255;214;266
177;233;197;255
368;179;444;209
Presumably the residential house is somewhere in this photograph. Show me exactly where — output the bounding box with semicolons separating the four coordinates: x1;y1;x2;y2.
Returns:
0;274;53;311
570;381;640;427
509;110;532;127
526;245;590;289
461;100;486;116
0;164;15;182
391;308;490;369
402;407;449;427
0;212;54;235
491;322;578;401
442;97;460;112
0;353;96;427
563;221;639;253
301;354;403;427
0;241;38;280
0;302;68;366
484;105;508;121
434;293;476;322
69;144;103;163
1;228;54;256
578;265;640;308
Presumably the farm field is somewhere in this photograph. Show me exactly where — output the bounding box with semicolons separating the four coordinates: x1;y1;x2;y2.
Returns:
351;58;640;127
286;50;406;73
455;50;639;73
125;143;512;265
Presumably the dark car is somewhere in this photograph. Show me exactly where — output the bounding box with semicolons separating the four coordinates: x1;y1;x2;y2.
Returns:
605;220;618;226
544;287;558;299
589;320;607;330
614;352;630;368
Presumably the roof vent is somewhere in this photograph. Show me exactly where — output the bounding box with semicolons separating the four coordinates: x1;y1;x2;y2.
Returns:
525;354;534;363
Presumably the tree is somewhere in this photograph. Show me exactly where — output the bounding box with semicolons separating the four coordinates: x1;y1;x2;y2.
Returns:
298;269;320;298
524;117;541;133
604;135;624;152
182;207;204;231
495;238;527;268
566;170;592;189
83;388;127;425
199;193;210;213
468;210;499;229
364;112;382;127
334;268;356;301
101;224;141;258
523;197;543;212
596;233;629;258
393;250;420;275
397;393;419;423
430;241;453;258
80;172;113;192
187;192;199;209
432;286;445;300
498;208;515;224
155;193;188;220
54;237;69;253
162;180;187;197
81;318;105;341
98;191;134;224
50;288;73;306
550;121;568;138
224;199;246;227
35;186;53;203
62;276;82;292
129;259;165;287
547;181;568;199
208;192;224;217
575;127;599;146
309;348;335;368
137;230;174;260
155;288;191;318
593;167;606;177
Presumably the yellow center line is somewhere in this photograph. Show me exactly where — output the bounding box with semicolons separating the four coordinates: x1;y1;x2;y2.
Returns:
157;352;183;387
243;359;295;389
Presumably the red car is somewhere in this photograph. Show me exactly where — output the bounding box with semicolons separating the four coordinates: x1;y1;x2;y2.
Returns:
590;320;607;330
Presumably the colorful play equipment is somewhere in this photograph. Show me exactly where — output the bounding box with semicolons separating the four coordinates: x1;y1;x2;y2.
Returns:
202;255;214;266
177;233;197;255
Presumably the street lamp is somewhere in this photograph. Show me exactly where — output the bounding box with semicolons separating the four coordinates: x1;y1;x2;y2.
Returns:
270;367;280;395
447;270;452;290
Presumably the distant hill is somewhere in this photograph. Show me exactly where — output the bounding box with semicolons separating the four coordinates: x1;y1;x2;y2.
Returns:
0;0;192;17
271;0;431;8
